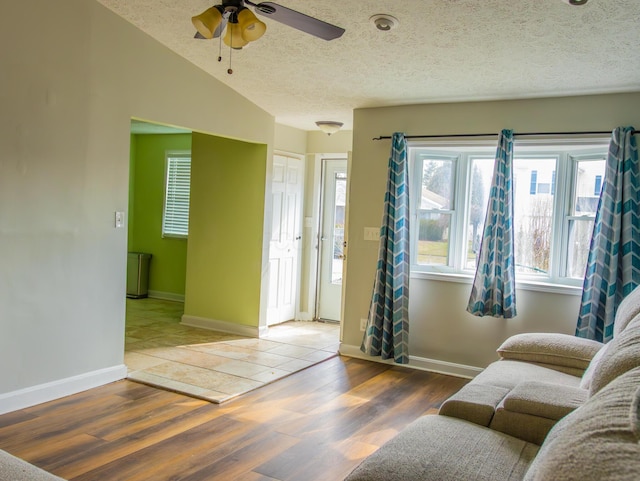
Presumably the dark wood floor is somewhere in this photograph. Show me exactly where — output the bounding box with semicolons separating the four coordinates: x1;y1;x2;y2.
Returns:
0;356;467;481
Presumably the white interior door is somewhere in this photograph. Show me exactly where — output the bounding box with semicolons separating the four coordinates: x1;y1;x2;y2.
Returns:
267;154;303;326
317;159;347;321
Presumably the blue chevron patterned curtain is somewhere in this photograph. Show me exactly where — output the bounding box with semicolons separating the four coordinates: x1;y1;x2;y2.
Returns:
467;129;517;318
361;133;410;364
576;126;639;342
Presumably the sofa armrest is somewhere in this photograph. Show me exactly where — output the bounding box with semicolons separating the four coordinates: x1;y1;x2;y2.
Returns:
489;381;588;445
501;381;588;420
438;384;510;426
497;333;603;371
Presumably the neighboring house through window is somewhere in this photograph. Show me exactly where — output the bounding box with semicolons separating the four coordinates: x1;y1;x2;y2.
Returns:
162;151;191;238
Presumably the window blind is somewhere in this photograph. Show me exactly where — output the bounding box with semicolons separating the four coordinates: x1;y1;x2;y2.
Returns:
163;155;191;237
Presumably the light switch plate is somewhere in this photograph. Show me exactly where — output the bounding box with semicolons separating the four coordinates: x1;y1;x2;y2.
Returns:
364;227;379;241
115;211;125;228
360;318;368;331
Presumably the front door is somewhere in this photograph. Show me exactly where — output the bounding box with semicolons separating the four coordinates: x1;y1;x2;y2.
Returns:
267;154;303;326
317;159;347;321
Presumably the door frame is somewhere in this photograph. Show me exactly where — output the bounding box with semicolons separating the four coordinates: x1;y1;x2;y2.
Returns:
312;156;350;323
267;150;306;326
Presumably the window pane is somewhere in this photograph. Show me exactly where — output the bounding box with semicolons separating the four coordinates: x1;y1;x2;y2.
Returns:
573;159;606;215
420;159;454;210
567;219;594;279
163;155;191;237
513;158;556;275
332;173;346;284
417;212;451;266
466;157;494;269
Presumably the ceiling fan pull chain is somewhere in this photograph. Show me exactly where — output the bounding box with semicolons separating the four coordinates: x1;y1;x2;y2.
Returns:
218;31;223;63
228;30;233;74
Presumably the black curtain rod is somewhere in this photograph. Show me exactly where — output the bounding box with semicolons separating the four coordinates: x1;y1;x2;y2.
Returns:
372;130;639;141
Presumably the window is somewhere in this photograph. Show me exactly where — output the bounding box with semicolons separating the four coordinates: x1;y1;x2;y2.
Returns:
162;152;191;238
409;141;608;287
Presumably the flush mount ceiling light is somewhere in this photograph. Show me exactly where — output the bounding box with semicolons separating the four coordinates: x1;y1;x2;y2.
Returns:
369;14;399;32
316;121;343;135
561;0;588;5
193;1;345;74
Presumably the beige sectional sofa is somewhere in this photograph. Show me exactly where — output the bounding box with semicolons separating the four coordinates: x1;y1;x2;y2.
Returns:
0;449;65;481
345;287;640;481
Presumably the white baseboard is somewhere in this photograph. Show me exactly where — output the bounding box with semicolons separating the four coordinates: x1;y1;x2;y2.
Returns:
181;315;267;338
148;291;185;302
338;343;483;379
297;311;314;321
0;364;127;415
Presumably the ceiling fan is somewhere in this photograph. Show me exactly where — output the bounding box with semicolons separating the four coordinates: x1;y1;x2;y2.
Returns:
192;0;345;71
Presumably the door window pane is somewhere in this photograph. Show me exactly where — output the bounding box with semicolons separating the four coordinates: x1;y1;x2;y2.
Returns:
332;172;346;284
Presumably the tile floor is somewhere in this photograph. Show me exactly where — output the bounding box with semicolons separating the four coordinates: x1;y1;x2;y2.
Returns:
125;298;340;403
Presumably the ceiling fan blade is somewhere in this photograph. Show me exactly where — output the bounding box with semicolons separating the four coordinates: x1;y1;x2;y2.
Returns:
253;2;344;40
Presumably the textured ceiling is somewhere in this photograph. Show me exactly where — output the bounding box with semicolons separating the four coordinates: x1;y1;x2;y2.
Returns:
97;0;640;131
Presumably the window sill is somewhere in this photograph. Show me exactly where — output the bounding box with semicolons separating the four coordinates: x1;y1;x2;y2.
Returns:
410;270;583;296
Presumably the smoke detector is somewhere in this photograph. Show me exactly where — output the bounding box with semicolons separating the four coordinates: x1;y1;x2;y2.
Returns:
370;14;398;32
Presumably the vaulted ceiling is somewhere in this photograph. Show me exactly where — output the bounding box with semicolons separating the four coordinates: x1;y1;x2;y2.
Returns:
98;0;640;131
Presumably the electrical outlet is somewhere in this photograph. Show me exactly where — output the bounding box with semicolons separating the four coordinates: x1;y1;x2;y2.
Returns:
360;318;368;331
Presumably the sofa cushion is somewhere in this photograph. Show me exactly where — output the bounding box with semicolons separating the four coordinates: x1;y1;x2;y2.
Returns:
344;415;538;481
500;381;587;420
579;342;608;389
496;333;602;370
489;410;557;446
472;359;582;391
488;382;587;444
613;286;640;337
589;313;640;396
524;366;640;481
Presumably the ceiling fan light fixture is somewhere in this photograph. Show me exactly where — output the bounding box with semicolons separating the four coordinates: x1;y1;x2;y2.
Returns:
224;21;249;49
561;0;588;5
316;121;343;136
192;6;223;39
237;8;267;42
370;14;398;32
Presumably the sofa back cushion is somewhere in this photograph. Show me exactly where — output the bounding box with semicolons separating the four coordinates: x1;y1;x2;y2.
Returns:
496;333;601;371
613;286;640;337
589;313;640;396
524;366;640;481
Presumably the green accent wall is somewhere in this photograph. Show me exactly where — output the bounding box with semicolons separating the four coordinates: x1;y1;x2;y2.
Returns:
129;133;192;297
128;134;137;251
185;133;267;327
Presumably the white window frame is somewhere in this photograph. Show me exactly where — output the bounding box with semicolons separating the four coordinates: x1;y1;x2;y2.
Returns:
162;151;191;238
408;138;609;293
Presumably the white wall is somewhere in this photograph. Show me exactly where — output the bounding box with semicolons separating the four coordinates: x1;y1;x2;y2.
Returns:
0;0;274;413
342;93;640;373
